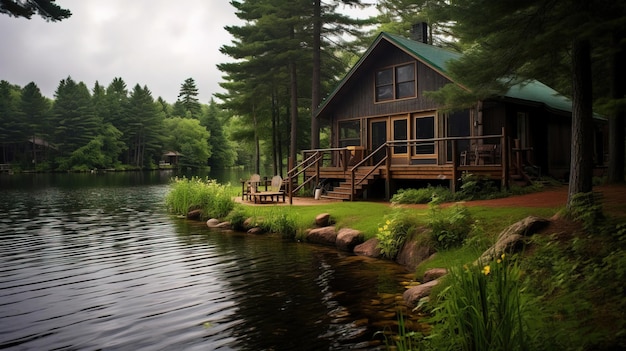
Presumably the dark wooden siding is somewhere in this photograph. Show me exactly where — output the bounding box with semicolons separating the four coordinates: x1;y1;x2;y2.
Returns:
331;41;452;121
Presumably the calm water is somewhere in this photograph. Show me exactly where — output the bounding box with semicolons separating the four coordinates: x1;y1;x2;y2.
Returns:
0;171;412;350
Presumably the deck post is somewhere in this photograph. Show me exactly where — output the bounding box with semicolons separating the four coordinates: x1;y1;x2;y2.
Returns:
502;127;509;189
451;140;458;193
288;156;293;205
385;145;391;200
350;170;355;201
315;151;321;190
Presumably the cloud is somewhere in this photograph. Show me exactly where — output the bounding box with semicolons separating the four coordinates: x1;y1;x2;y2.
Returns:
0;0;240;103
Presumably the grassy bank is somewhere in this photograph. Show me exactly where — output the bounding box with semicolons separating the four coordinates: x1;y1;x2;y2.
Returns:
165;179;626;350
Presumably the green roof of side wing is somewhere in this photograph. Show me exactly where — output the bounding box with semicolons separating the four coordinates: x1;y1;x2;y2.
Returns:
316;32;574;117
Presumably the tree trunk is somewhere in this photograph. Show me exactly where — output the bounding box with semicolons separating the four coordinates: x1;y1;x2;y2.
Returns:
252;104;260;175
608;33;625;183
271;91;278;176
567;38;594;208
310;0;321;149
289;60;298;169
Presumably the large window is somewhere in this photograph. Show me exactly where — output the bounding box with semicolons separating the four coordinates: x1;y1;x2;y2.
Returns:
414;115;435;154
392;118;408;154
338;120;361;147
375;63;416;102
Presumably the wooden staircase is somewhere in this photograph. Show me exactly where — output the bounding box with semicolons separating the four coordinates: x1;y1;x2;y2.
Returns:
320;166;382;201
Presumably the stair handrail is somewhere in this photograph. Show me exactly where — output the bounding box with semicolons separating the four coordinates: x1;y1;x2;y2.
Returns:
349;142;388;200
287;151;325;195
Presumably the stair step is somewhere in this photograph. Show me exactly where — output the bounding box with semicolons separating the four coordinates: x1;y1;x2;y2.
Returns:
320;194;350;201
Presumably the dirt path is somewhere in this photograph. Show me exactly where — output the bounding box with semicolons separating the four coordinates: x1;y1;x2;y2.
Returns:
237;184;626;218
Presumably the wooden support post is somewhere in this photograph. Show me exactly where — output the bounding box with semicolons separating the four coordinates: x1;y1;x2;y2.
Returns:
288;156;293;205
451;140;458;193
385;145;391;200
502;127;509;189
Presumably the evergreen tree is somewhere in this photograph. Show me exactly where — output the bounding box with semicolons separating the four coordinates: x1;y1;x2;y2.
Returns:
0;80;22;163
429;0;625;208
0;0;71;21
20;82;50;167
125;84;162;168
200;99;236;169
311;0;372;149
104;77;129;128
175;78;201;119
155;97;172;119
220;0;314;174
51;76;100;166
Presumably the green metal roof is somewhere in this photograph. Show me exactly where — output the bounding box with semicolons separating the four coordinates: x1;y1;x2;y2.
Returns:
316;32;575;116
382;32;461;76
383;32;575;113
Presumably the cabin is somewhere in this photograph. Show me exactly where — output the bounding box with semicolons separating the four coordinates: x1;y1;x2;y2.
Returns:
287;32;607;201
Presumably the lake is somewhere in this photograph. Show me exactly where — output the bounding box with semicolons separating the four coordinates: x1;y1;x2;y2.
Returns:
0;171;414;350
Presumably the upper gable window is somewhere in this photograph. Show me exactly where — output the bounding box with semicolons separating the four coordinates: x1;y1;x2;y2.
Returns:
375;63;416;102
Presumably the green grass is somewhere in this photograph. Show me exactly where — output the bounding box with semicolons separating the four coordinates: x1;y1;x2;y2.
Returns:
238;201;393;239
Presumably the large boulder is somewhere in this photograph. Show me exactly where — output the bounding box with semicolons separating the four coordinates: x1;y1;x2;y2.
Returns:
403;280;439;307
315;213;332;227
353;238;382;258
477;215;550;265
335;228;363;252
206;218;220;228
395;238;436;270
306;226;337;246
187;209;202;220
423;268;447;283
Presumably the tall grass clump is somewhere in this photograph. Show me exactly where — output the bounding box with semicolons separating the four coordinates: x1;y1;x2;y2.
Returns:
376;209;418;259
427;200;473;250
165;176;235;219
429;256;541;351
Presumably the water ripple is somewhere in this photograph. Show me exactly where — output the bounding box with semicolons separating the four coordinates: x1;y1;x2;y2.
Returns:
0;177;411;350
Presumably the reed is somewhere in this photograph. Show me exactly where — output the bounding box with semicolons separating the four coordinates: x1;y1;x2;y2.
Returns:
429;255;538;351
165;176;235;219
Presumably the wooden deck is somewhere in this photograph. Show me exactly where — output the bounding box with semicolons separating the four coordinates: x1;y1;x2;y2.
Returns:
288;132;529;201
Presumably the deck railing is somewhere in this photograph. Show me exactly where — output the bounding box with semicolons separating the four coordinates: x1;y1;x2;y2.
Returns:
287;128;540;198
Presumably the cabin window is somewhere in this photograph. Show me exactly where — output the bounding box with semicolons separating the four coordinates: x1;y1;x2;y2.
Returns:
392;118;408;154
414;115;435;154
396;64;416;99
375;69;393;101
339;120;361;147
375;63;416;102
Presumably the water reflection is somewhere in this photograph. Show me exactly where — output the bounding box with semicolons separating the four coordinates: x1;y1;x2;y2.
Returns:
0;172;412;350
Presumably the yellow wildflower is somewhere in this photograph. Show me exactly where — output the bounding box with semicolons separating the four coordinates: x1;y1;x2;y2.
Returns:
386;219;392;225
482;265;491;275
383;225;388;231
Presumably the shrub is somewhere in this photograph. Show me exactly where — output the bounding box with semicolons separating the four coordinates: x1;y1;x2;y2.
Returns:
376;209;417;259
427;201;473;250
391;185;454;204
457;172;501;200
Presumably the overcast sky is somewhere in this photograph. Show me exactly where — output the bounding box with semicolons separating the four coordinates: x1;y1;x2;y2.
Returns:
0;0;377;104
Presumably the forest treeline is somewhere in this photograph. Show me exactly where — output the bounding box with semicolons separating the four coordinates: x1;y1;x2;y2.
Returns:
0;77;239;172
